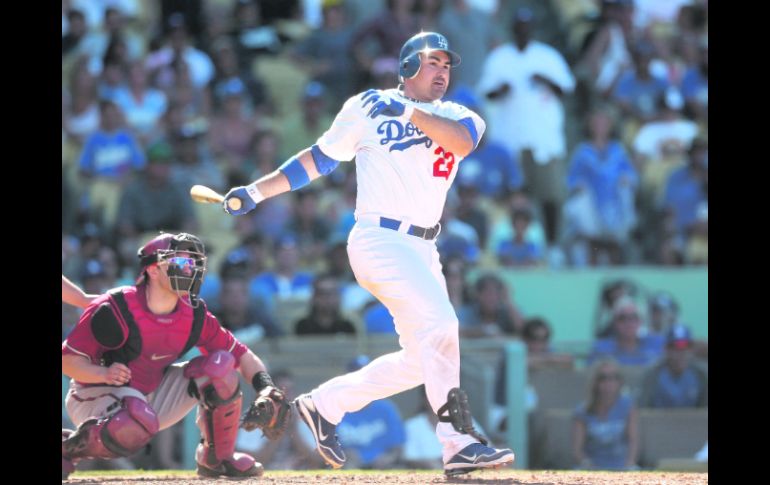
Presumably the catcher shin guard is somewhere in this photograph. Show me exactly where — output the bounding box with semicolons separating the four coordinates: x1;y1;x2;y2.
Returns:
437;387;489;446
62;397;159;462
185;350;260;477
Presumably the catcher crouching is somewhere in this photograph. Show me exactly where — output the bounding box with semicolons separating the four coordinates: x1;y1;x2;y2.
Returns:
61;232;291;479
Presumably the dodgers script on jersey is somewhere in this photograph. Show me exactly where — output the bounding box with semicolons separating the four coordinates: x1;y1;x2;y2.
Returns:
316;88;486;228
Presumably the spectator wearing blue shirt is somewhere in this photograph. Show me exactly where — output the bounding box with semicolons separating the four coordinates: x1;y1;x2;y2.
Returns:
573;358;639;470
589;297;664;366
612;41;670;126
496;207;545;267
680;40;708;123
251;233;314;307
638;325;707;408
564;107;638;265
337;356;406;469
662;137;707;239
78;99;145;180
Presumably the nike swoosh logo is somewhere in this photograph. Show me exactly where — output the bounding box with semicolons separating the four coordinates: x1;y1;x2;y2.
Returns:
214;355;221;365
317;415;328;441
457;453;479;461
150;353;174;361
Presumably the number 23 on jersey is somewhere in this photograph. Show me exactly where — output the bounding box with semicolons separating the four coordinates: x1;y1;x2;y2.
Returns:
433;146;455;180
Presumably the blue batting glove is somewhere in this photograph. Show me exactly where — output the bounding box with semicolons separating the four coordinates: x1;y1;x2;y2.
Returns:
223;186;257;216
367;98;407;119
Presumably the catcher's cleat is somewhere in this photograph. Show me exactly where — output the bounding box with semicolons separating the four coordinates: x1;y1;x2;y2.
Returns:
294;394;346;469
195;446;264;479
443;442;515;476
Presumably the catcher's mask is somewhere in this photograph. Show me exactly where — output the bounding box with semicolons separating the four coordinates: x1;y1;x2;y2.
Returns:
136;232;207;307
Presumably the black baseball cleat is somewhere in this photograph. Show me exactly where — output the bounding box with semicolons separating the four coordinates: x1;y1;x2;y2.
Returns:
444;442;515;476
294;393;346;469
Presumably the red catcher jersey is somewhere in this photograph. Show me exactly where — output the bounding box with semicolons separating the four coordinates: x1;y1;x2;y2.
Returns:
62;285;247;394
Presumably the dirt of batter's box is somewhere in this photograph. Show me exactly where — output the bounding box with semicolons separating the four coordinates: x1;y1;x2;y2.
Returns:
65;470;708;485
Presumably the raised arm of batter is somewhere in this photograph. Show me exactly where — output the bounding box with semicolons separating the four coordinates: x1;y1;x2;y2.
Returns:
409;109;474;158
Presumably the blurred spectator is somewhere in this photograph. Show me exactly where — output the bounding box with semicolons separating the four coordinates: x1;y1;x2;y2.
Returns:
169;125;226;193
286;189;332;269
487;192;548;263
252;233;314;308
588;296;664;366
208;78;260;177
115;141;197;238
112;60;169;143
146;13;215;91
62;9;88;58
338;356;406;469
573;358;639;470
364;301;396;335
63;59;100;146
159;0;207;48
575;0;634;102
209;36;269;115
236;369;324;469
350;0;420;89
646;291;679;337
79;7;144;69
633;88;698;165
290;0;355;109
78;99;146;229
278;81;335;160
437;0;497;91
684;202;707;265
611;40;670;129
460;274;524;338
563;106;638;266
662;137;707;240
98;56;129;102
521;317;575;370
638;325;708;408
228;0;284;72
295;274;356;335
417;0;443;31
496;207;545;267
453;172;490;249
680;39;708;124
80;259;116;296
593;278;638;338
209;274;285;341
477;7;576;247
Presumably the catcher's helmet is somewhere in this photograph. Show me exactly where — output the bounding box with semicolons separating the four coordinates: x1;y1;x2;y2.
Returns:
137;232;208;306
399;32;461;80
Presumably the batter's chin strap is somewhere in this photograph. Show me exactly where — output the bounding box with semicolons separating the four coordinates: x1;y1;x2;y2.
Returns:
437;387;489;446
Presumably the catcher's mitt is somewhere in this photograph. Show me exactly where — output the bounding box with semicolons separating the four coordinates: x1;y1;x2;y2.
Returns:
241;386;292;440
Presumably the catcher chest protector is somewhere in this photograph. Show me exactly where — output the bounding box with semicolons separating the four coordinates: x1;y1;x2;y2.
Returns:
437;387;489;446
184;350;242;465
101;288;206;367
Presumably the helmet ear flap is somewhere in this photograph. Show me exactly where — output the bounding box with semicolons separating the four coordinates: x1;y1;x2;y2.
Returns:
400;52;421;80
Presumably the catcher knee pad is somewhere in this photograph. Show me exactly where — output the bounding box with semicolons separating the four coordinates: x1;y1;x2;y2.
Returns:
184;351;242;463
62;396;159;461
437;387;488;446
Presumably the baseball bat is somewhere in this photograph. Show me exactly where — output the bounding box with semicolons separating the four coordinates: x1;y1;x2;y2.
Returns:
190;185;243;211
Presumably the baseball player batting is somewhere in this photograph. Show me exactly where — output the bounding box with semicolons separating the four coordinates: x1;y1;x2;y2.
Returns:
61;232;292;479
221;32;515;475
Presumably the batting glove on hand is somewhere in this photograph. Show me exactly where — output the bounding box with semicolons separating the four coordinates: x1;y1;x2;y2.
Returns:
367;97;414;119
223;186;257;216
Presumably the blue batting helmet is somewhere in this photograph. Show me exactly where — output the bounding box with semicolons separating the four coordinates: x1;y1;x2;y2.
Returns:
399;32;461;80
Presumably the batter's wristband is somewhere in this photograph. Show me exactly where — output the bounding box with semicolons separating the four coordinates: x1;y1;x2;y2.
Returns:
252;371;275;393
245;182;266;204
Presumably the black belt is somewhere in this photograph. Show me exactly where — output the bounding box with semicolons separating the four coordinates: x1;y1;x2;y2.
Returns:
379;217;441;240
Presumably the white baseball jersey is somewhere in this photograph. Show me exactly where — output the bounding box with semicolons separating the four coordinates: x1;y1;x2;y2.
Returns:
316;88;487;228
